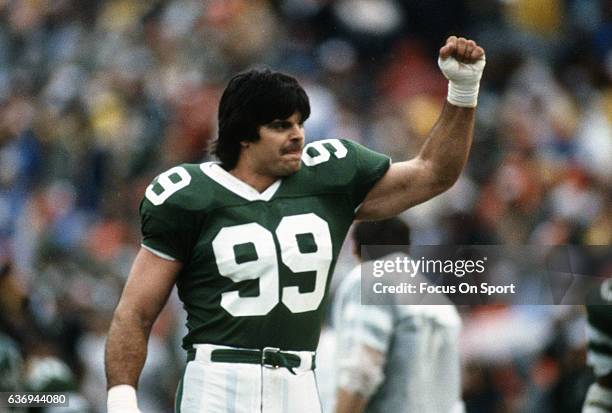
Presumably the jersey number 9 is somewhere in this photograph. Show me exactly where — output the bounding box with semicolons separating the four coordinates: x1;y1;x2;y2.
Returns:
212;213;332;316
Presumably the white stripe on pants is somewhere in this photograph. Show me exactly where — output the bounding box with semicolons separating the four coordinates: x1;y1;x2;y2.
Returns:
179;344;322;413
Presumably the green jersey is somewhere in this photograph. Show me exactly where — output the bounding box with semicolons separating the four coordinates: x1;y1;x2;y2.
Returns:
585;279;612;378
586;279;612;333
140;139;390;351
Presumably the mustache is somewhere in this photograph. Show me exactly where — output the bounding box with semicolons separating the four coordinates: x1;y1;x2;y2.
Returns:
281;142;303;154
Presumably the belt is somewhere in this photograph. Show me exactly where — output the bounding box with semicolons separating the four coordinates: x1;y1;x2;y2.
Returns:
187;345;316;375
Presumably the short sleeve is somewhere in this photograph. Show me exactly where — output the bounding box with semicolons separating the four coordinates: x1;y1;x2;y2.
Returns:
343;140;391;209
334;266;395;353
139;197;197;263
343;302;394;353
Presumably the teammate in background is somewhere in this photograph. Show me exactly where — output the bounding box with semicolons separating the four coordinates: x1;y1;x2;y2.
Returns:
333;218;464;413
105;36;485;413
582;279;612;413
0;333;22;396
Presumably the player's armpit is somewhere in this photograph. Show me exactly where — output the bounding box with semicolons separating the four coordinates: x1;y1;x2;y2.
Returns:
356;102;476;221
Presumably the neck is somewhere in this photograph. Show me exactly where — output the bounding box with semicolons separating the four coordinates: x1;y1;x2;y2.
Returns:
229;162;277;193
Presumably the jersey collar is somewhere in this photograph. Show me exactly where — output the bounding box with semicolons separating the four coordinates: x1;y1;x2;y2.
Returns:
200;162;282;202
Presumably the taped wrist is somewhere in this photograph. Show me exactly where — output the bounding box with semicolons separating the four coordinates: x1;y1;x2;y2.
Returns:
437;56;485;108
447;80;480;108
108;385;139;412
337;346;385;398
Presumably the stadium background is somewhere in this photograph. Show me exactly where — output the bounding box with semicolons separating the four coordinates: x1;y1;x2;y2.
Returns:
0;0;610;412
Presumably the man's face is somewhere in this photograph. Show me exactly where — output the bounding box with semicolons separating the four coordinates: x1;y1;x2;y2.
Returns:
245;111;305;177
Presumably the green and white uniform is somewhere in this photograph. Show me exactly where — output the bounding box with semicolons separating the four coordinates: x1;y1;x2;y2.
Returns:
582;280;612;413
140;139;389;412
585;280;612;379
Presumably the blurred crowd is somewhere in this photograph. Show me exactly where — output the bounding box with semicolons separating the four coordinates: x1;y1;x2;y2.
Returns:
0;0;610;412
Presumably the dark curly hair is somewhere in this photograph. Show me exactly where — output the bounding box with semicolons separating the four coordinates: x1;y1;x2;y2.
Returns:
214;68;310;169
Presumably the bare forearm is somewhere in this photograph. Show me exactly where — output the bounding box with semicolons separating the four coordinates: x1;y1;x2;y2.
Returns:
335;389;368;413
105;308;151;389
355;37;483;220
418;102;475;188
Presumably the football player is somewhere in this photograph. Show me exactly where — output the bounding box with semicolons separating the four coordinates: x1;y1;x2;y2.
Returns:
105;36;485;413
582;279;612;413
333;218;464;413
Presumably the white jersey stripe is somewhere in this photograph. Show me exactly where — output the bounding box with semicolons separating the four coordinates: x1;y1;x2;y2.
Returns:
587;324;612;377
141;244;177;261
226;368;237;413
343;302;393;333
281;374;288;412
180;361;205;413
588;324;612;346
587;351;612;377
354;325;389;352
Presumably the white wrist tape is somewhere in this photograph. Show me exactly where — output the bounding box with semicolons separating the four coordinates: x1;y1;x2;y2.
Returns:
447;79;480;108
438;56;486;108
337;345;385;398
108;385;140;413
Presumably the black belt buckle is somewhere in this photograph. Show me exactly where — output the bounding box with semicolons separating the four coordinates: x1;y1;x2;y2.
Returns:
262;347;281;368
